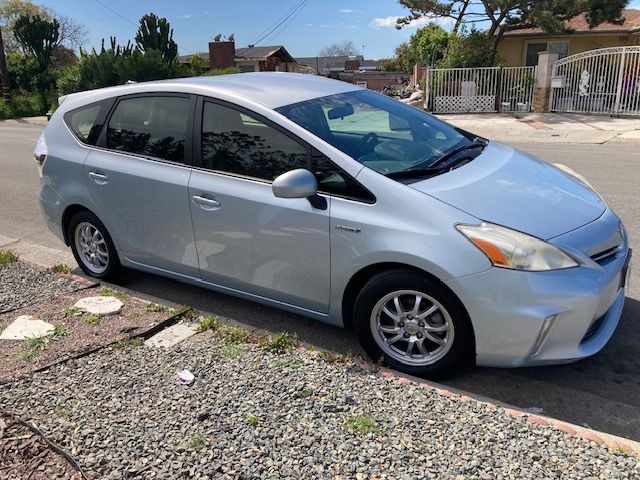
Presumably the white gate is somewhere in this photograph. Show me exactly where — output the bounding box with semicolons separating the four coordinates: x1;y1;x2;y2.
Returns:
550;46;640;116
424;66;536;113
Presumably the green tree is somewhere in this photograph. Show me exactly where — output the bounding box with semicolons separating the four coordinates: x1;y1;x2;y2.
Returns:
396;0;628;63
392;23;449;72
135;13;177;64
439;27;495;68
188;53;206;76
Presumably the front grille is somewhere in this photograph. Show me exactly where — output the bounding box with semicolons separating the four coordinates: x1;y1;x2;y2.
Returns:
581;315;606;343
590;244;622;265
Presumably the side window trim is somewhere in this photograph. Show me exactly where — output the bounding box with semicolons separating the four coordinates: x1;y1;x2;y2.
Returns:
194;95;375;203
96;92;197;167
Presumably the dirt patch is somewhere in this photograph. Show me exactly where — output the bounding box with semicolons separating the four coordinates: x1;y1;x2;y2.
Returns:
0;289;173;384
0;413;82;479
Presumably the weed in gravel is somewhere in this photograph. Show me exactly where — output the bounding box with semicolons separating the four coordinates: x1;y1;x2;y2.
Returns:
145;302;167;313
299;387;313;399
214;324;249;343
54;406;70;418
614;446;629;457
247;414;259;426
0;250;18;264
173;305;196;321
195;315;218;332
187;434;207;450
318;351;345;364
98;287;127;300
112;336;143;350
18;326;69;360
275;358;304;369
83;314;101;325
128;311;142;319
261;331;297;354
346;416;382;435
50;263;72;274
219;341;245;359
61;306;83;317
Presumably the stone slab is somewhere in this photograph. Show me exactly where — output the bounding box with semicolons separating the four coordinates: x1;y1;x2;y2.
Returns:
74;296;123;316
144;323;198;349
0;315;54;340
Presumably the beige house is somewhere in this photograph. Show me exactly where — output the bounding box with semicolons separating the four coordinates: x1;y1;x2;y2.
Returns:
497;9;640;67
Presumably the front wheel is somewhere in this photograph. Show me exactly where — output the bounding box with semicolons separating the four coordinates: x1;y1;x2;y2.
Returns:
68;210;121;280
353;270;474;378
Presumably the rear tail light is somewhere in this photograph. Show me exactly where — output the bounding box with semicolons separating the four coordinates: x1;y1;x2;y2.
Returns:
34;133;48;177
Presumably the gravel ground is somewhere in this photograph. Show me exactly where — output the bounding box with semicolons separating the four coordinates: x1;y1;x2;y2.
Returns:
0;333;637;480
0;262;85;313
0;288;173;383
0;413;82;479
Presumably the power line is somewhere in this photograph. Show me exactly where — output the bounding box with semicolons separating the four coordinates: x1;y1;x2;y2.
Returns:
252;0;304;44
93;0;196;54
267;1;309;44
254;0;310;45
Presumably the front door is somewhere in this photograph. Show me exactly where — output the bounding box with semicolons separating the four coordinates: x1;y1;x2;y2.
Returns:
188;98;331;313
84;94;199;276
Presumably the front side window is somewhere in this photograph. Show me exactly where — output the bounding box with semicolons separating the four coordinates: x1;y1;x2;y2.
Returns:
201;101;307;180
277;90;481;179
107;96;190;163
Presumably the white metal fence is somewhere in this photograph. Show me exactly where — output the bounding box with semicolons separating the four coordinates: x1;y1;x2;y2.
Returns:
550;46;640;116
424;66;536;114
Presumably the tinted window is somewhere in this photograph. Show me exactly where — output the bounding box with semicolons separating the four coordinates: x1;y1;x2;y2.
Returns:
201;101;307;180
65;101;108;145
312;149;375;203
107;96;190;162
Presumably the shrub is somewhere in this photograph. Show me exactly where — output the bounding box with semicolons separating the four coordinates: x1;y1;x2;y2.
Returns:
203;67;240;76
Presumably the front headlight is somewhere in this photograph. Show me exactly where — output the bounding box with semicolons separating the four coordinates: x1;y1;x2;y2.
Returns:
456;222;579;271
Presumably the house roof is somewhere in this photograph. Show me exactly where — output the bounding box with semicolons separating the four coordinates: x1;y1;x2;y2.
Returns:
503;8;640;37
177;45;297;64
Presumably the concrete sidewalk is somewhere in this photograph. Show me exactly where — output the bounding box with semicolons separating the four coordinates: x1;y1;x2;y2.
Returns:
436;112;640;144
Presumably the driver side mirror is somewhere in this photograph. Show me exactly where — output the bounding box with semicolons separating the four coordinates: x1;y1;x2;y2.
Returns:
272;169;327;210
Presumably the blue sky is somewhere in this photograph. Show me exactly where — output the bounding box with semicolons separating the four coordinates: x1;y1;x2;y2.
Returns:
40;0;640;59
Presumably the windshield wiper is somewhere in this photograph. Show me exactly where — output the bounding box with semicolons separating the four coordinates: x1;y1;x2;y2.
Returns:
385;165;451;179
427;140;487;169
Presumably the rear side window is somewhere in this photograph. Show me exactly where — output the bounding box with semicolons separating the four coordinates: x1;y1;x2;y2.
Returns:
107;96;190;163
64;101;110;145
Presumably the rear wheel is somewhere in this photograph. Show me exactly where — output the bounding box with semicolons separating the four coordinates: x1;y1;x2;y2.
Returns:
68;211;120;280
353;270;473;378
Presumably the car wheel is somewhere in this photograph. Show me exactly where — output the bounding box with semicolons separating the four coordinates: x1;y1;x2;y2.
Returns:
68;210;120;280
353;270;473;378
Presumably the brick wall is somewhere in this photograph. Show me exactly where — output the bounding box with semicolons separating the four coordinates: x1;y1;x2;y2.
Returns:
209;41;235;70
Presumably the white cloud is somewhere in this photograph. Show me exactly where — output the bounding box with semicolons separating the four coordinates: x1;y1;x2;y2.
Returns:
370;15;449;29
339;9;353;13
179;13;193;19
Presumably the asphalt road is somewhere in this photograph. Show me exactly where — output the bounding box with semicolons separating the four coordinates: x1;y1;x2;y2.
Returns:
1;122;639;441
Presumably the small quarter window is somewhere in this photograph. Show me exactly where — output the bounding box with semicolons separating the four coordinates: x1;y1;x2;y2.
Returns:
65;101;109;145
107;96;190;163
312;149;375;203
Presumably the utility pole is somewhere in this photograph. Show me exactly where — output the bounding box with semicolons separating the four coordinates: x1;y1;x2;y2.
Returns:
0;26;10;101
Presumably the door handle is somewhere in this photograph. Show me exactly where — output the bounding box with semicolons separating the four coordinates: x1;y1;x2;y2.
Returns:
88;171;109;185
192;194;221;210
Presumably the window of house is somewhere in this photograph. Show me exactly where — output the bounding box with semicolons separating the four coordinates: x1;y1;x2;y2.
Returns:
106;96;190;163
201;101;308;180
525;41;569;66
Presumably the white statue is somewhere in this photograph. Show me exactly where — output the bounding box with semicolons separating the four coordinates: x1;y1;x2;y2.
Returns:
578;70;590;97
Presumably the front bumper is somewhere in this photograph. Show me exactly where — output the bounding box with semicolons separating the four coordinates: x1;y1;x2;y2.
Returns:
446;218;630;368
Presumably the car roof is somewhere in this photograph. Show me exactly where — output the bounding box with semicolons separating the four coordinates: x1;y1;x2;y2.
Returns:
59;72;362;111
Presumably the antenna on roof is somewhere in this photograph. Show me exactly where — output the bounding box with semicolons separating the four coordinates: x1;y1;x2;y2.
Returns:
228;33;234;42
213;34;222;41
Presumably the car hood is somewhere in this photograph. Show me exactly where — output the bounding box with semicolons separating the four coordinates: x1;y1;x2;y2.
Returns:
409;142;606;240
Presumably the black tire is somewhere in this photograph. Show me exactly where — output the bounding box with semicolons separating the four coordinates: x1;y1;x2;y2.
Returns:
353;269;474;378
68;210;121;280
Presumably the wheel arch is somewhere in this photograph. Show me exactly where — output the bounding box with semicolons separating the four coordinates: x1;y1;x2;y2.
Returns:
341;262;476;356
61;204;97;246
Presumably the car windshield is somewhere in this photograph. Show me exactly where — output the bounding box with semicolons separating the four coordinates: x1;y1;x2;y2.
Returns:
276;90;483;177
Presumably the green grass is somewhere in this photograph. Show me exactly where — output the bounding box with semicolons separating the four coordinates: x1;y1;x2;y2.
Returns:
98;286;127;300
112;336;143;350
61;306;83;318
261;332;297;354
215;324;250;343
127;311;142;319
83;314;101;325
50;263;72;274
299;387;313;399
195;315;218;333
0;250;18;264
275;358;304;369
247;414;259;427
186;434;207;450
219;341;245;359
345;416;382;435
614;446;630;457
18;325;70;360
173;305;196;321
145;302;167;313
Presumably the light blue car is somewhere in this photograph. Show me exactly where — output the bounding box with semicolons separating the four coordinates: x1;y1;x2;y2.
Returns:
35;73;631;376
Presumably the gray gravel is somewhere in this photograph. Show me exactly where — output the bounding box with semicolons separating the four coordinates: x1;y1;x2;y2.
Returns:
0;334;637;480
0;262;84;313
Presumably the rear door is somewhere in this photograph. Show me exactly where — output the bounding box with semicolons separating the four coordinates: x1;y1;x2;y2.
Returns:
84;93;199;276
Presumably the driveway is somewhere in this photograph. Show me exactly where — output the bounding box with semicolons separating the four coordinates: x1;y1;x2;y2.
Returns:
1;121;639;441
